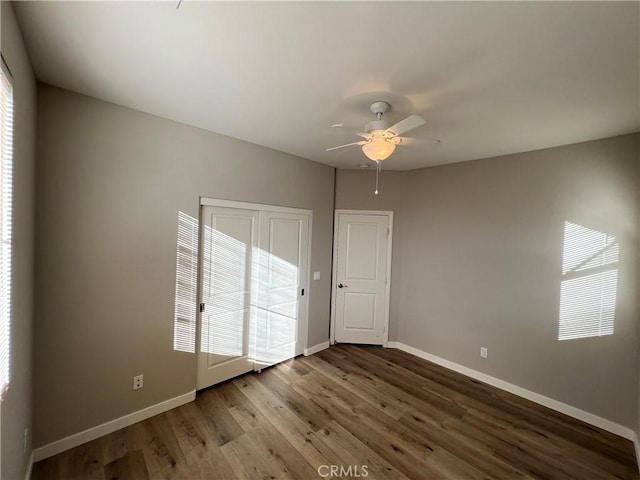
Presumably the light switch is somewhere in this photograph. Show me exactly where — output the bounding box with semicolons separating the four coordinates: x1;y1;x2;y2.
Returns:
313;271;321;280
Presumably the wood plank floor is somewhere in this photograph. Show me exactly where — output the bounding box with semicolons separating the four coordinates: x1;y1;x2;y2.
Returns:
32;345;639;479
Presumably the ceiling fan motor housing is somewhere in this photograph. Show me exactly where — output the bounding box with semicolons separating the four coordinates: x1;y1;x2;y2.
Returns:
365;119;390;133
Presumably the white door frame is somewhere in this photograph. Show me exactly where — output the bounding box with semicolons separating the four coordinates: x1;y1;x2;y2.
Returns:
330;209;393;347
196;197;313;386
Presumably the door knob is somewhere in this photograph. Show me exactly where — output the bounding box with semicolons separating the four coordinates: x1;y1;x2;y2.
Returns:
338;283;348;288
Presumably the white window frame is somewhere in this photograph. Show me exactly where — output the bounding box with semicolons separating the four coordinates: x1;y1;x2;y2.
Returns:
0;56;14;399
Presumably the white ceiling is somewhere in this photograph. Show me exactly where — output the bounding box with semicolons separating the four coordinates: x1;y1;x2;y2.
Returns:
13;1;640;170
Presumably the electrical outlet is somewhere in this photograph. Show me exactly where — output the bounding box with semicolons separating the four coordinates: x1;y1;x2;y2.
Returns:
133;374;143;390
480;347;488;359
23;428;28;453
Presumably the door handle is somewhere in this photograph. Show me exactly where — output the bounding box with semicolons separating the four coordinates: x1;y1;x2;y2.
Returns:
338;283;348;288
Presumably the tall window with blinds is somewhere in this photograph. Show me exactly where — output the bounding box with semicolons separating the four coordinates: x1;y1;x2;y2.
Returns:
558;221;619;341
0;60;14;398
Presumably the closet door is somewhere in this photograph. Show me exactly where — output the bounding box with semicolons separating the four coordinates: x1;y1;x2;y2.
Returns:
253;211;309;369
196;206;258;390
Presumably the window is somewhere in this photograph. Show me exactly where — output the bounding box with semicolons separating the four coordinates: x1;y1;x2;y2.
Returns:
0;58;13;397
558;221;618;341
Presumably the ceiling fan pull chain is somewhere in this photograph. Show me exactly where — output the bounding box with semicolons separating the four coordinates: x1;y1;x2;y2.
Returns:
374;160;381;195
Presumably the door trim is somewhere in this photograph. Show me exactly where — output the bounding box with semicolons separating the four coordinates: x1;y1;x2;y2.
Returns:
200;197;312;216
330;209;393;347
196;197;313;390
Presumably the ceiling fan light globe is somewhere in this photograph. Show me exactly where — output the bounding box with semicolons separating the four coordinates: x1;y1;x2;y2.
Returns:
362;138;396;161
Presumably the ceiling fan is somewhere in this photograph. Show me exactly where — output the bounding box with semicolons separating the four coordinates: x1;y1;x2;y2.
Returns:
326;101;426;160
326;101;428;194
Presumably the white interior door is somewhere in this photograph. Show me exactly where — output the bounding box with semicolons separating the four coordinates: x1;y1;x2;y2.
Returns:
197;206;258;390
333;212;391;345
253;211;309;368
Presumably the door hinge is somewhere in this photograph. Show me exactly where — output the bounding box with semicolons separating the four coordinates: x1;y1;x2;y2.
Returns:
199;303;205;312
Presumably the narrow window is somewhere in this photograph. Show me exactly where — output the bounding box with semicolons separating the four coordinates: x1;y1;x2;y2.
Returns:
0;58;14;397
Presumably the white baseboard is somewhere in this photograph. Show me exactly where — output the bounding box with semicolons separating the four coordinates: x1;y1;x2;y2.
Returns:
304;341;330;356
33;390;196;462
634;433;640;475
390;342;634;440
24;450;34;480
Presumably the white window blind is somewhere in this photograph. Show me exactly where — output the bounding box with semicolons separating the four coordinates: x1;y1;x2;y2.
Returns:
0;59;13;398
558;221;618;341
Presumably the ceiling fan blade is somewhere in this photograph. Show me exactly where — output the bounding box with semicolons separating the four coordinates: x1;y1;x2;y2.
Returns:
385;115;426;136
397;136;441;146
325;141;367;152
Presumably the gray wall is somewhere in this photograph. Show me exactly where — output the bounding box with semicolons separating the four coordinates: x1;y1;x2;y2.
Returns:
34;85;335;447
336;134;639;428
1;3;37;479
